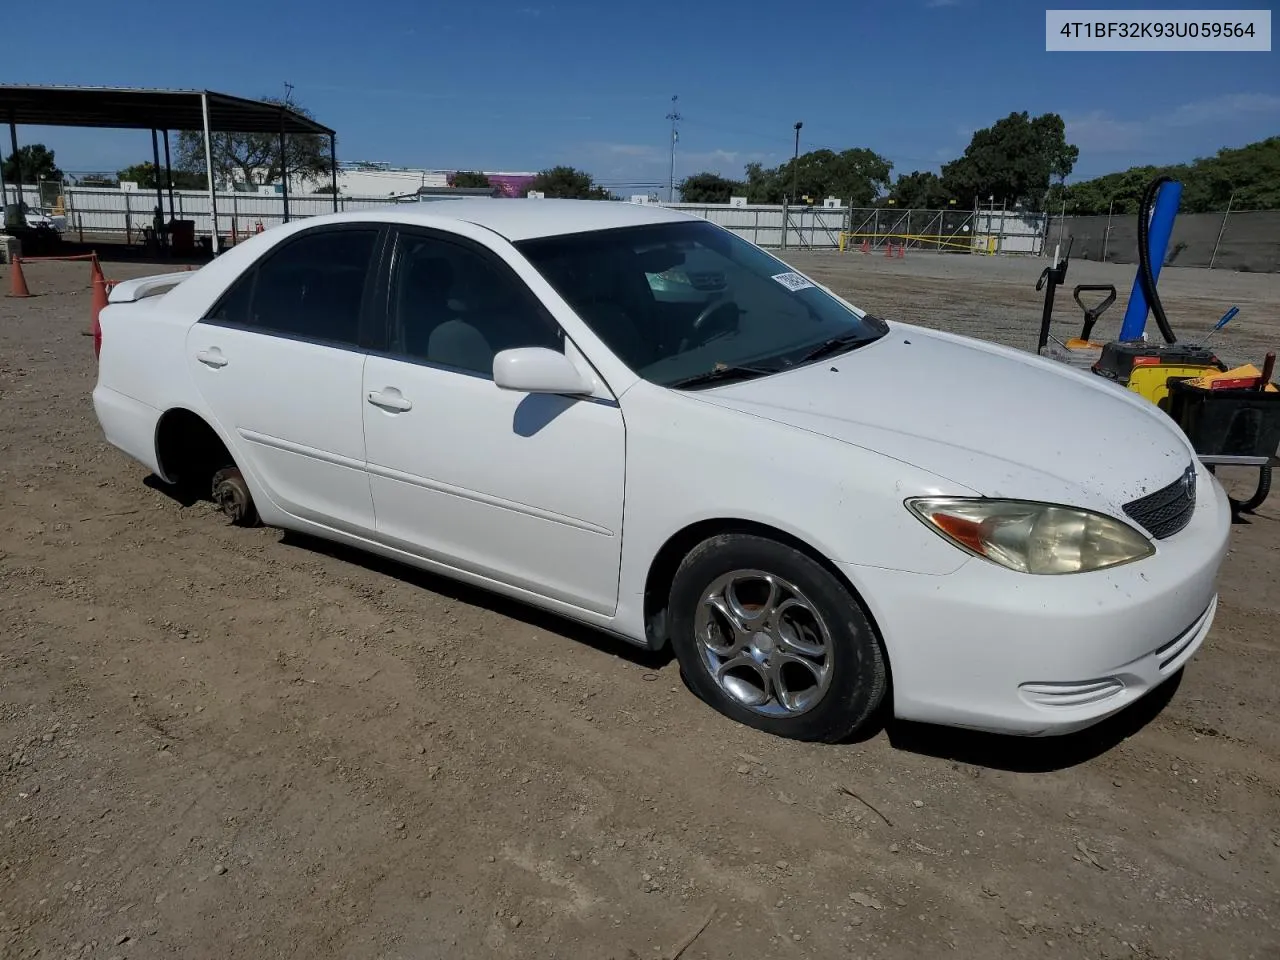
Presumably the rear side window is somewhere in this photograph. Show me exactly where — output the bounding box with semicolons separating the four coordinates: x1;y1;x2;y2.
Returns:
207;228;379;348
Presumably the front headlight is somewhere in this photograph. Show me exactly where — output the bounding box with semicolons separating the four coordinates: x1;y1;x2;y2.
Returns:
906;497;1155;575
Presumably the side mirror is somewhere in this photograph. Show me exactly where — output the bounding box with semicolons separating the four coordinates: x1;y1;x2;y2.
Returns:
493;347;593;395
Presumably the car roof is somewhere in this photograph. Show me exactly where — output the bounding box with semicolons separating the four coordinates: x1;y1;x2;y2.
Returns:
308;198;698;242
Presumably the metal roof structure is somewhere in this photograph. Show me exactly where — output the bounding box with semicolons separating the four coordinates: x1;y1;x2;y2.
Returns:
1;85;339;254
0;85;334;135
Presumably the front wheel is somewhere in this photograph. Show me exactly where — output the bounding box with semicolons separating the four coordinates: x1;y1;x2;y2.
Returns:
667;534;887;743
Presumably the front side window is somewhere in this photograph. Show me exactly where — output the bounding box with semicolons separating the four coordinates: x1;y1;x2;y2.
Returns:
387;231;562;376
207;227;379;348
516;220;888;388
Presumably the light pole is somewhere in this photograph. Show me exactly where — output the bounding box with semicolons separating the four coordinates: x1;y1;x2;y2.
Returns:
791;121;803;204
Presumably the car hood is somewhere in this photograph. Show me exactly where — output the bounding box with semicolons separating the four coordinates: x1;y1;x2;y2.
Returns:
692;323;1196;514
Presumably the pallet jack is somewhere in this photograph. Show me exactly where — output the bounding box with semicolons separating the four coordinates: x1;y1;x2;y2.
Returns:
1035;175;1279;517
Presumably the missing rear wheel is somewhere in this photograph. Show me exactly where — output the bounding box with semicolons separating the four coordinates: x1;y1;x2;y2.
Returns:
211;467;259;527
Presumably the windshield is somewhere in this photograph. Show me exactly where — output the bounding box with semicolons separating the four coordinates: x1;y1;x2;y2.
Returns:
515;220;888;388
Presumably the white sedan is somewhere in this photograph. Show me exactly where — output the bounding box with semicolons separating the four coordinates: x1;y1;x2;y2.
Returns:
20;201;67;233
91;200;1232;742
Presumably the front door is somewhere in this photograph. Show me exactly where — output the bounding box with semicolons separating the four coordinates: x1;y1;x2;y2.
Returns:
188;224;383;534
361;228;626;616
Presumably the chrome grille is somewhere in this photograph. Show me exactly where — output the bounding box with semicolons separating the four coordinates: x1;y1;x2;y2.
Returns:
1123;464;1197;539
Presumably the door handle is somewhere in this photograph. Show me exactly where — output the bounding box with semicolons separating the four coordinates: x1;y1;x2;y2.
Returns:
196;349;228;369
367;389;413;412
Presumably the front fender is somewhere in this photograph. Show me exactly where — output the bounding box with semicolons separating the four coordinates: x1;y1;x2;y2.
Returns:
612;381;979;640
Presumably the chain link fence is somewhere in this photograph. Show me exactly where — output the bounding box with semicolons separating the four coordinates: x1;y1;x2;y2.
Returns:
9;182;1275;272
664;203;1048;254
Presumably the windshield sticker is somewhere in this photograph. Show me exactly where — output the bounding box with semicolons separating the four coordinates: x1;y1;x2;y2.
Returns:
771;271;815;292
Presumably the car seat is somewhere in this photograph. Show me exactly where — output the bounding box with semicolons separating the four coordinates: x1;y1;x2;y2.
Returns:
398;253;457;357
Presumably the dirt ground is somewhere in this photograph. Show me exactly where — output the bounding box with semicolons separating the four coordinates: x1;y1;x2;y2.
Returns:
2;251;1278;960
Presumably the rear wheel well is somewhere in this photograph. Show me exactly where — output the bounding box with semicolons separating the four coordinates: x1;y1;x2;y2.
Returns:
154;409;234;496
643;519;883;651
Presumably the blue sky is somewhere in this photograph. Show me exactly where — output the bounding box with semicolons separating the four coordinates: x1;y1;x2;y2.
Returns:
5;0;1277;190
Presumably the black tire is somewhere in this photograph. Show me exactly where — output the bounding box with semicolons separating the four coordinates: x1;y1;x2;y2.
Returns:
211;466;260;527
668;533;887;743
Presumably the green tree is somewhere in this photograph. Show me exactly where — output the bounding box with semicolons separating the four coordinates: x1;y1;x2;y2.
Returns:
1055;137;1280;215
677;171;745;203
743;161;778;203
940;111;1078;210
890;170;950;208
742;148;893;205
449;170;492;188
116;162;208;191
1193;137;1280;210
3;144;64;184
523;166;609;199
174;97;331;189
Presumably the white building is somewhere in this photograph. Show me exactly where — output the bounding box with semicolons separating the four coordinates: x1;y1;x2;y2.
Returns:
238;162;538;198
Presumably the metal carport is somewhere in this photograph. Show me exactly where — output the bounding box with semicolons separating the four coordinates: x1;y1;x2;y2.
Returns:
0;85;338;255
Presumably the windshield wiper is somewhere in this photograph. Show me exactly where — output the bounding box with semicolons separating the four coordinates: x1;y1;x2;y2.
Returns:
668;364;777;390
794;333;873;365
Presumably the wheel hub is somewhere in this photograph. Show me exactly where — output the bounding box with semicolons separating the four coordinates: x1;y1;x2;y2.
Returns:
693;570;834;718
212;469;251;523
747;631;775;661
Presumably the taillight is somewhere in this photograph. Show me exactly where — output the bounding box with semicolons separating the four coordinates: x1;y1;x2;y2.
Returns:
93;313;102;358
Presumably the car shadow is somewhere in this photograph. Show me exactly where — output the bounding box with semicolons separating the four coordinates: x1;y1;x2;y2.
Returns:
275;527;1185;772
880;669;1184;773
143;473;200;507
278;530;674;672
139;474;1182;769
142;471;669;670
512;393;577;438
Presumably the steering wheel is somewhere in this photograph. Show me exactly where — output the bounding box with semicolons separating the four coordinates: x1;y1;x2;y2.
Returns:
680;299;740;352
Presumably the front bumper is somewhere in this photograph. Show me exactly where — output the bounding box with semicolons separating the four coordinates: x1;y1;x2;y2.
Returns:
841;460;1233;736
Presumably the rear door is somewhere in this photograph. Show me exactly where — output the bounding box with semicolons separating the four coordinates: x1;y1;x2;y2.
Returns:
187;223;385;534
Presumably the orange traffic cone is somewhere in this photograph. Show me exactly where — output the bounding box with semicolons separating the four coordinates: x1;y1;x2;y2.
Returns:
89;253;104;287
860;239;870;254
9;257;31;297
91;274;109;340
897;244;905;259
884;243;893;258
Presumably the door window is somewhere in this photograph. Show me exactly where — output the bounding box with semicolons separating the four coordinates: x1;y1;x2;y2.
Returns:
206;227;379;348
388;232;562;376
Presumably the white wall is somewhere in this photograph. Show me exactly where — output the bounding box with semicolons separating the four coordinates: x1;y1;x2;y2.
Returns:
326;169;448;196
12;184;1046;256
32;185;396;238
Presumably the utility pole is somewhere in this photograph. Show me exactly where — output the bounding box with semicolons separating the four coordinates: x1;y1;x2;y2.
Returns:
791;121;803;204
666;95;681;203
